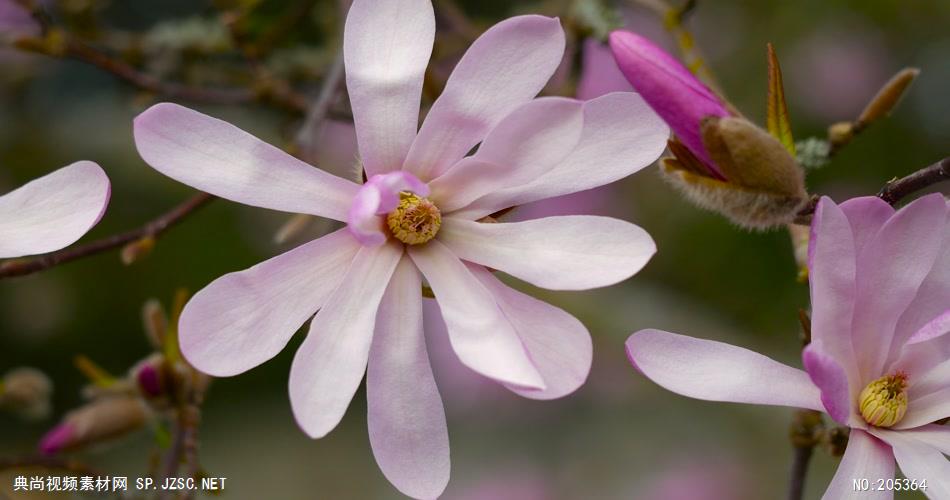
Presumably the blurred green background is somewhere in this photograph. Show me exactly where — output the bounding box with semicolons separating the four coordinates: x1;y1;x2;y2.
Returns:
1;0;948;498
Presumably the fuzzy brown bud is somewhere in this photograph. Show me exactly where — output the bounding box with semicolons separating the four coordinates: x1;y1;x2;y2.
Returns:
661;117;808;230
856;68;919;129
0;367;53;420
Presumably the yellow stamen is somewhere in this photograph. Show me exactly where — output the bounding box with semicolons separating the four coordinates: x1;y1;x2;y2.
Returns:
859;372;909;428
386;192;441;245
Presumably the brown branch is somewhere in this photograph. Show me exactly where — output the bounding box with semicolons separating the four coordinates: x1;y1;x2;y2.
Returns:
0;192;215;280
294;48;346;160
787;445;814;500
795;156;950;224
877;156;950;205
787;410;823;500
160;369;210;500
16;36;309;113
63;40;257;105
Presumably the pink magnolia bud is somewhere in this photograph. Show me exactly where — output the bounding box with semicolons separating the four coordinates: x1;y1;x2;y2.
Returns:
130;354;165;398
38;396;150;455
608;30;730;177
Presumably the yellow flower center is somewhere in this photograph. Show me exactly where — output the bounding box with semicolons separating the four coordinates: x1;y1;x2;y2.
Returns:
858;372;909;428
386;192;441;245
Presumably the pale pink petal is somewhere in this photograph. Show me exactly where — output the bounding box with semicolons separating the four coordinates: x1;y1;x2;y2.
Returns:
134;103;358;220
179;229;360;377
347;183;387;246
852;193;947;378
893;211;950;356
908;356;950;400
576;38;633;100
822;430;894;500
347;171;429;246
870;429;950;498
471;266;592;400
455;92;668;219
802;345;855;425
343;0;434;176
895;386;950;430
909;309;950;344
807;197;860;394
428;97;584;213
367;256;449;499
838;196;894;255
439;215;655;290
405;15;565;180
890;335;950;387
0;161;110;258
289;241;403;438
626;329;824;410
885;424;950;455
407;240;544;390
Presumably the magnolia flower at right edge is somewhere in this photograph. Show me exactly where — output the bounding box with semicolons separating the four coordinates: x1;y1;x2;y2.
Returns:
627;194;950;499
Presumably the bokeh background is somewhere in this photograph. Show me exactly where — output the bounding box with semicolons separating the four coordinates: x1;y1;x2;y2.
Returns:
1;0;949;498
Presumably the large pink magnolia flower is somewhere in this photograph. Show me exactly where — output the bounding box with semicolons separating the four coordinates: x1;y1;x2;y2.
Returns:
627;194;950;499
132;0;668;497
0;161;110;258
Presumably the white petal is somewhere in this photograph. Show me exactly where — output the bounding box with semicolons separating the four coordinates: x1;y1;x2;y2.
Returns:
870;428;950;499
0;161;110;258
367;256;450;499
408;240;544;390
822;430;895;500
404;15;565;180
289;240;403;438
344;0;434;176
471;266;592;399
626;329;824;410
455;92;668;219
428;97;584;213
179;229;360;377
134;103;358;220
439;215;655;290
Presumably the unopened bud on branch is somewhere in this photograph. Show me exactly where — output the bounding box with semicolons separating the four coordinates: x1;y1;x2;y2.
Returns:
38;396;150;455
0;367;53;420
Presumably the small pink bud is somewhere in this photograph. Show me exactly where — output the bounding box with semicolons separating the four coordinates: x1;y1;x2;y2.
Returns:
609;30;730;177
38;422;75;455
37;397;150;455
131;354;165;398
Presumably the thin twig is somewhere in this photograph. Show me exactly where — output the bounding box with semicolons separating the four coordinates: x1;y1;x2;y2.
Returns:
877;157;950;205
0;193;215;280
787;409;822;500
63;40;257;105
160;370;210;500
294;48;346;159
15;37;309;113
787;445;814;500
795;156;950;223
